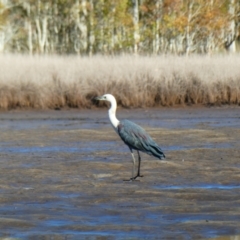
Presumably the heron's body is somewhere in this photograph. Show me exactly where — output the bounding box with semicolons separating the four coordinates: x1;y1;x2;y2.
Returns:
95;94;165;180
118;120;165;159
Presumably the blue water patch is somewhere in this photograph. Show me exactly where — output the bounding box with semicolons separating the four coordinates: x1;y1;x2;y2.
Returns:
154;184;240;190
164;142;233;151
0;146;80;154
54;192;82;199
0;141;123;154
43;219;73;227
0;142;231;155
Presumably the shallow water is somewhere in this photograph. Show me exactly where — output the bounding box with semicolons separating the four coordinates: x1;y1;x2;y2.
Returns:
155;184;240;190
0;107;240;239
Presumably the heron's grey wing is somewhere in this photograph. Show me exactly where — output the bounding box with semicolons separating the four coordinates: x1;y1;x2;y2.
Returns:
117;120;165;159
117;120;148;151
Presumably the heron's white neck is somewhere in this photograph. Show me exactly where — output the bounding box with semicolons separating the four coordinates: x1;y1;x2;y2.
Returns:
108;98;120;130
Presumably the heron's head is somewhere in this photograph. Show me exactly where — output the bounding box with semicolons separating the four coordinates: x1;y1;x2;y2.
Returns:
94;94;115;103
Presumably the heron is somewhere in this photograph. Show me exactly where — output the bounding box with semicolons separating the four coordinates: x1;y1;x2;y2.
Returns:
95;94;165;181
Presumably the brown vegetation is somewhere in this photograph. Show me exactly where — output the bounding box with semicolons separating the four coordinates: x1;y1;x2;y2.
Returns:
0;54;240;110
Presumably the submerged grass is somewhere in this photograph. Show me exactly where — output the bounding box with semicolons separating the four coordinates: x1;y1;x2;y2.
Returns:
0;54;240;109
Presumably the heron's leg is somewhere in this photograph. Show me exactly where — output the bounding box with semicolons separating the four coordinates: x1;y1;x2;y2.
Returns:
130;151;136;179
131;151;144;180
123;149;142;181
123;148;137;181
136;151;144;178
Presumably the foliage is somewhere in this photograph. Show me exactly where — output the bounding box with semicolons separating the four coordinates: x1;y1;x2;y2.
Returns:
0;0;239;54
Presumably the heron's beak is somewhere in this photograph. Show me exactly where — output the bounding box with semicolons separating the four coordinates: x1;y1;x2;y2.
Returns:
94;96;103;101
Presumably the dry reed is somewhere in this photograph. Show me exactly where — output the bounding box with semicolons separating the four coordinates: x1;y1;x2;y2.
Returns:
0;54;240;109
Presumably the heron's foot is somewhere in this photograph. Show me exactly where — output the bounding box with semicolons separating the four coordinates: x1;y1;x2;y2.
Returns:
133;174;143;180
123;178;135;182
128;174;143;181
123;174;143;181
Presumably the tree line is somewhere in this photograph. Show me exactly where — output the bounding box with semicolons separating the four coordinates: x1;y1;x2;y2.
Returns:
0;0;239;55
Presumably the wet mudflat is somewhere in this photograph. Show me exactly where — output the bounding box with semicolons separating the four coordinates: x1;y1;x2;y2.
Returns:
0;107;240;239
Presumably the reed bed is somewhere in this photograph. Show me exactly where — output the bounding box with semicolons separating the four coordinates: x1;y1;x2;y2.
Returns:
0;54;240;109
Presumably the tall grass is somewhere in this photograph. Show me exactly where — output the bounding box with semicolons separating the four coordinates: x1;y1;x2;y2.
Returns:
0;54;240;109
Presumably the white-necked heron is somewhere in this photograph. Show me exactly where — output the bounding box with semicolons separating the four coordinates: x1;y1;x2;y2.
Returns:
95;94;165;181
